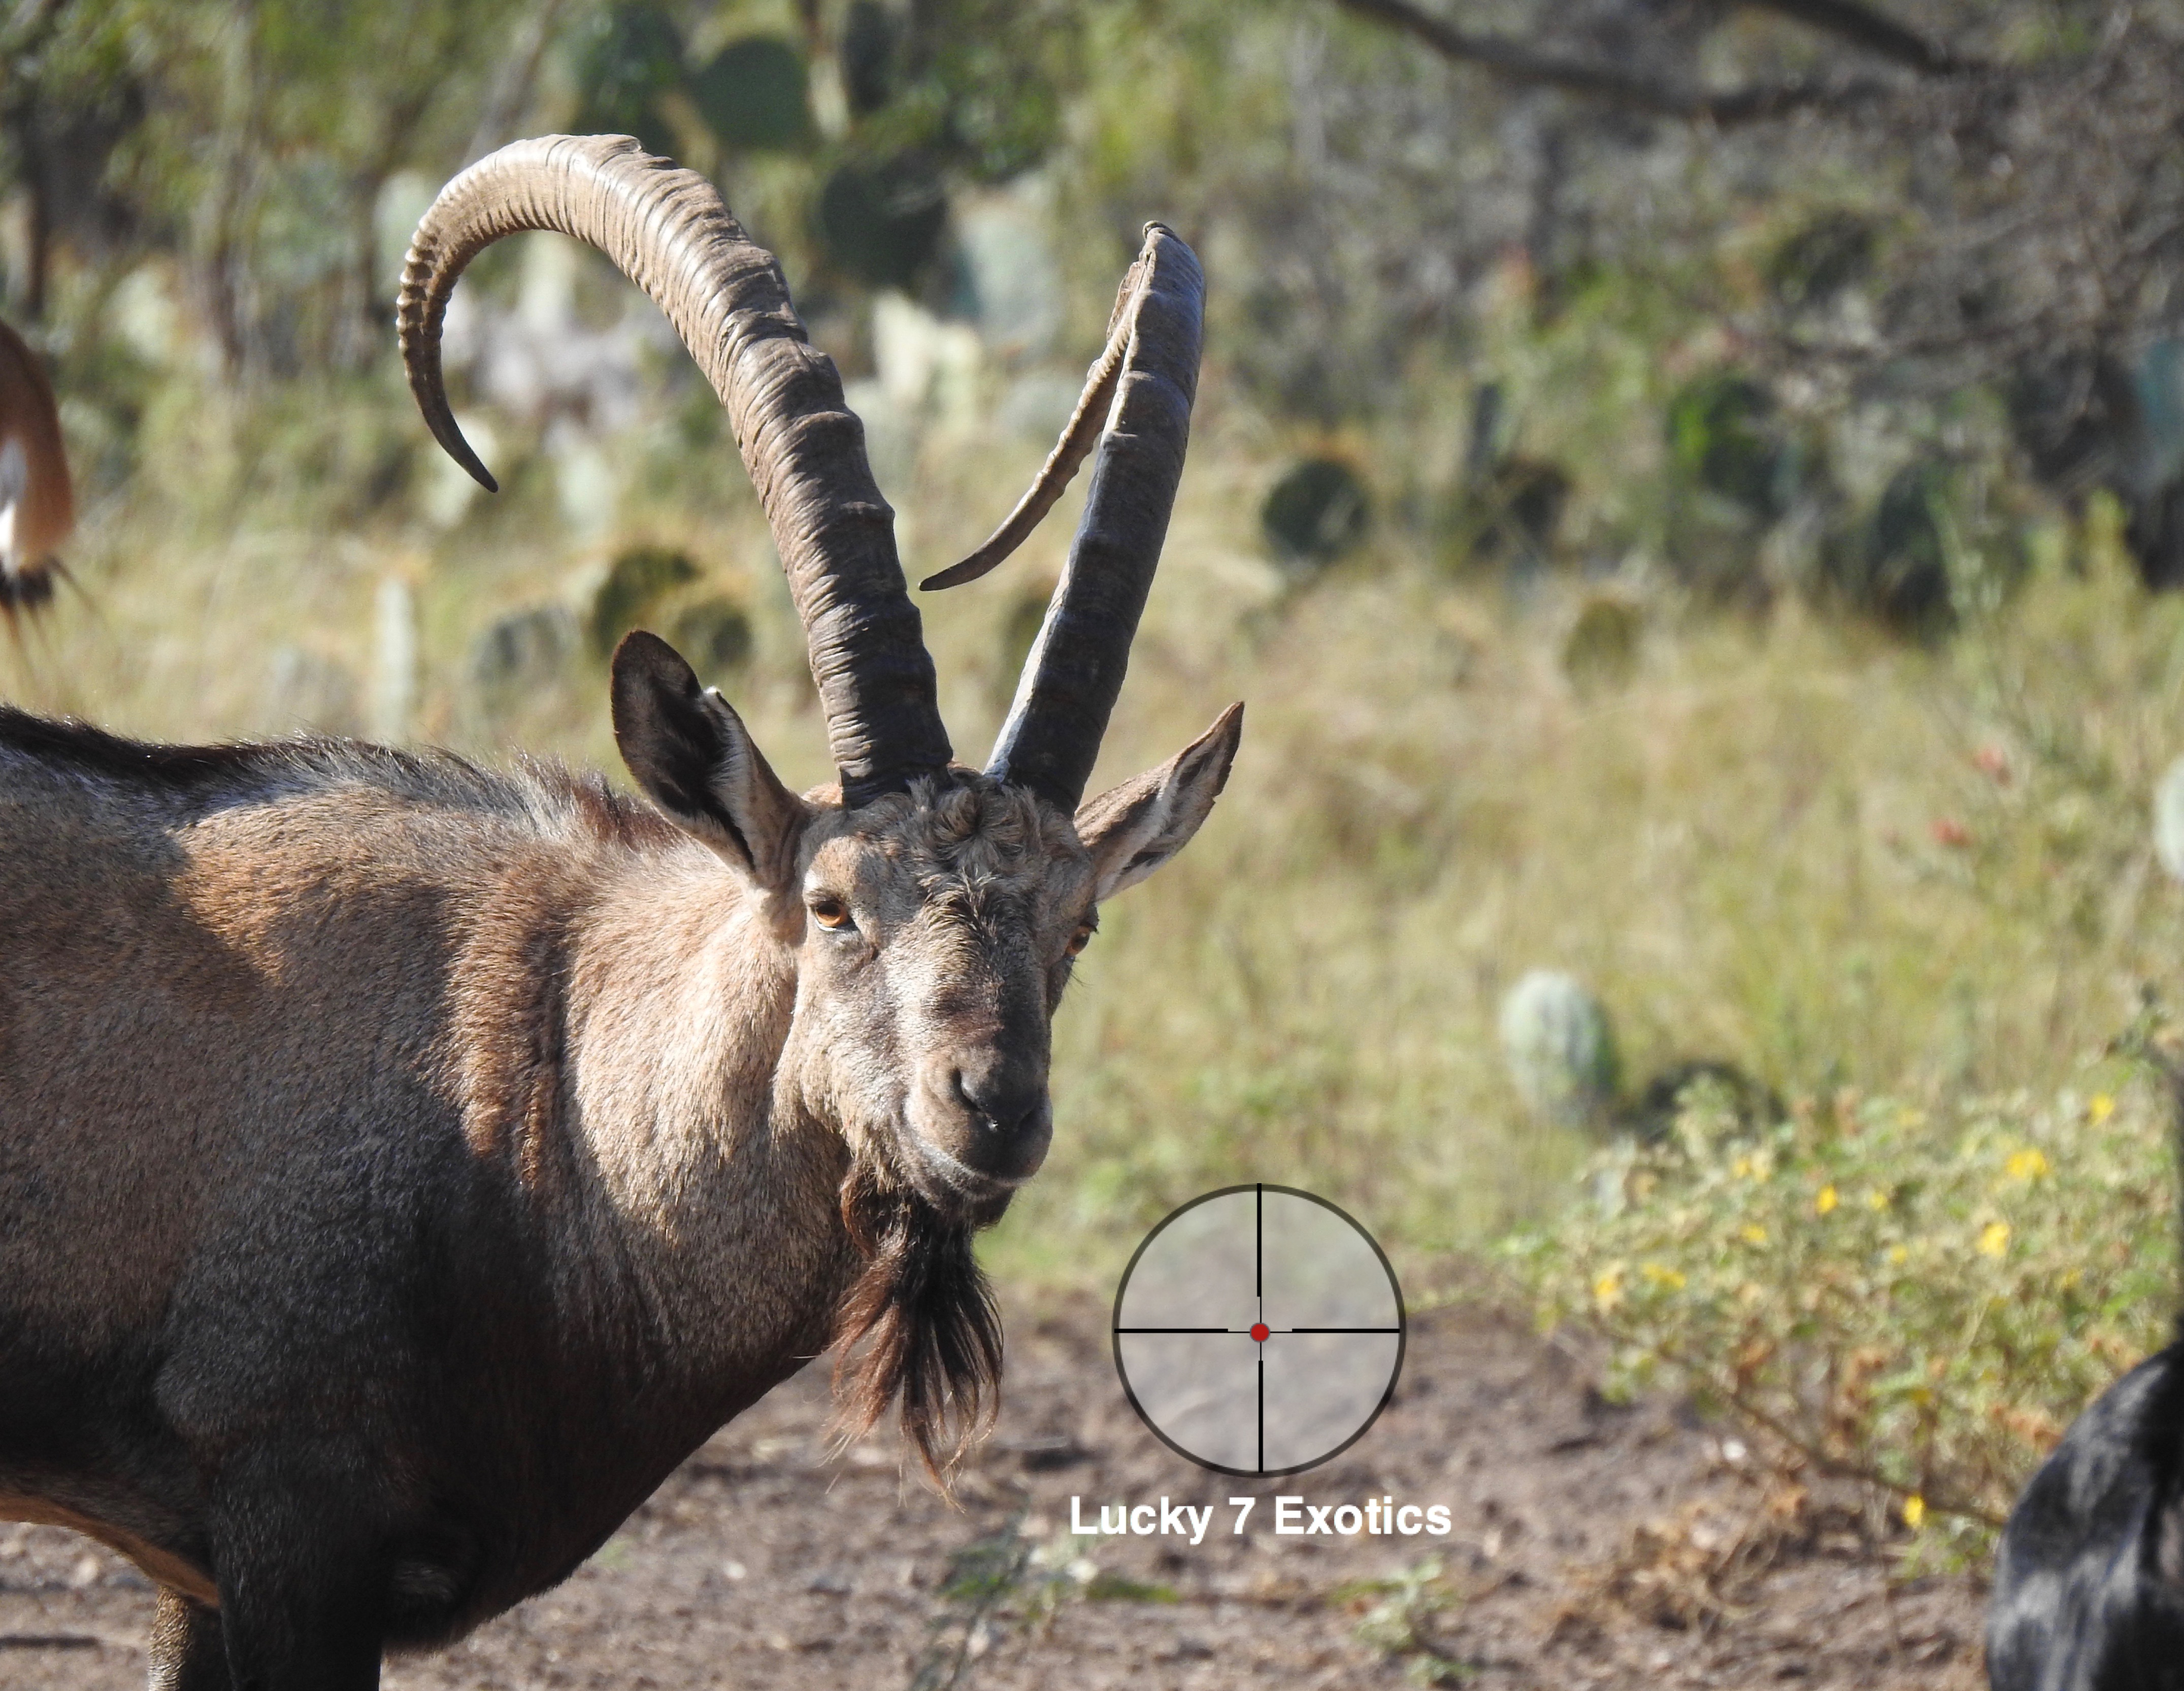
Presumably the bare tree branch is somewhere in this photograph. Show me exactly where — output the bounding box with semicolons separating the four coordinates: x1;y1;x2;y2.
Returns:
1740;0;1969;76
1326;0;1907;125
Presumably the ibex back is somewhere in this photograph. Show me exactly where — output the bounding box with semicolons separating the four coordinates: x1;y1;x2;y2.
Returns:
0;135;1238;1691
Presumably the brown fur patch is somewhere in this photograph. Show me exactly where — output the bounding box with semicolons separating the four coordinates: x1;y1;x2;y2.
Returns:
515;756;685;853
451;885;585;1189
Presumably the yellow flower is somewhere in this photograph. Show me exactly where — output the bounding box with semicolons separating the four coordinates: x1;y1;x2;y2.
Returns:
1741;1223;1769;1247
1977;1221;2011;1258
1866;1188;1891;1211
1902;1494;1926;1530
2090;1093;2116;1125
2005;1148;2050;1182
1815;1185;1839;1216
1731;1155;1751;1179
1888;1244;1909;1266
1641;1262;1686;1290
1593;1266;1625;1311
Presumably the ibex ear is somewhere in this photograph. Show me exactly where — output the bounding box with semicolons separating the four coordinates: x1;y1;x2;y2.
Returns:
611;631;808;893
1074;704;1243;901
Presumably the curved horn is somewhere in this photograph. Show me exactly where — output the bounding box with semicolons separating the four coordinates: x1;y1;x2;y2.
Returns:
918;296;1131;593
396;134;951;802
978;224;1204;811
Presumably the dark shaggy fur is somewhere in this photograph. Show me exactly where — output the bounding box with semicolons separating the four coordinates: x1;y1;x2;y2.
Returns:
1989;1338;2184;1689
830;1163;1006;1481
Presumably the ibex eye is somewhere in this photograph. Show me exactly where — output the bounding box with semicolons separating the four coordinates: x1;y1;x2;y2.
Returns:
809;897;853;931
1066;923;1095;957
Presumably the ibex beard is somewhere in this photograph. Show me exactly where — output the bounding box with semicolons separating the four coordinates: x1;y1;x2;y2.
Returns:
0;134;1232;1690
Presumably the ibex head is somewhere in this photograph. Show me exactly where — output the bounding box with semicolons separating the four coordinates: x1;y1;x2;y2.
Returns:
397;136;1238;1468
607;633;1238;1221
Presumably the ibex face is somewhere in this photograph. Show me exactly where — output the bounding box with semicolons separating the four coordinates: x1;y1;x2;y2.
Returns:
786;778;1081;1210
612;632;1239;1228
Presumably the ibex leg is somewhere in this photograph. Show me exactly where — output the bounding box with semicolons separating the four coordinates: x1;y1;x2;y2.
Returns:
148;1589;229;1691
204;1466;385;1691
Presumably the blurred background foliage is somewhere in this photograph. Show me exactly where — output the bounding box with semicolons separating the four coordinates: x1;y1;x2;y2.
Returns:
9;0;2184;1518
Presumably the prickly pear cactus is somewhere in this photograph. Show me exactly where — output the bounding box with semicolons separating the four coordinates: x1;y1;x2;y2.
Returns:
2155;757;2184;884
1499;969;1620;1130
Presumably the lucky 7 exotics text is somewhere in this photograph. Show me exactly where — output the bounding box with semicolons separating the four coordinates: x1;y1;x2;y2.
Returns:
1070;1496;1455;1542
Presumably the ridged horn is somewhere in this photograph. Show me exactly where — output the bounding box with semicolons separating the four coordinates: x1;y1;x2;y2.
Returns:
396;134;951;802
970;224;1204;811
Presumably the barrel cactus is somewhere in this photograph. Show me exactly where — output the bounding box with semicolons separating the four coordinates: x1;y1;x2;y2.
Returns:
1499;969;1621;1131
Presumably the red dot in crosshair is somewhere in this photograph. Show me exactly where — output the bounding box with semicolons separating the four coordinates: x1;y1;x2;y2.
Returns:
1250;1323;1271;1342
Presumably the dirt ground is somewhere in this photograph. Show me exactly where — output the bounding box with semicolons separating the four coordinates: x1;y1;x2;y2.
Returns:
0;1288;1988;1689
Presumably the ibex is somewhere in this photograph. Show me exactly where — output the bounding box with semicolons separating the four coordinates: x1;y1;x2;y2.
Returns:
0;313;72;611
0;135;1238;1690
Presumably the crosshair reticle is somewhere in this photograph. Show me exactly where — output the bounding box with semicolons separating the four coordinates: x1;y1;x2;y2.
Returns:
1112;1184;1405;1477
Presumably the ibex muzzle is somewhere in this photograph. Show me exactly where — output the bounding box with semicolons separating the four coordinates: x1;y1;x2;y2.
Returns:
0;135;1238;1690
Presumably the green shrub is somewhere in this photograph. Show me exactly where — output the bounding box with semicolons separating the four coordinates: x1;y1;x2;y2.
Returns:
587;543;700;658
689;36;815;153
1666;373;1797;523
1262;456;1372;573
1508;1033;2179;1566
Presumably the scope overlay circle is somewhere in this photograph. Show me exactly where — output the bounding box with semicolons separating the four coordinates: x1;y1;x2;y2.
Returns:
1111;1184;1405;1477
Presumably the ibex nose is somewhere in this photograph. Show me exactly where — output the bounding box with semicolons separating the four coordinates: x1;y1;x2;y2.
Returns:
948;1056;1052;1182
